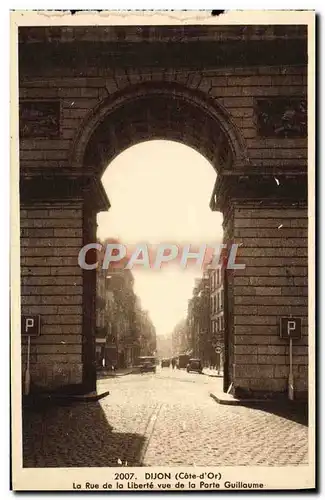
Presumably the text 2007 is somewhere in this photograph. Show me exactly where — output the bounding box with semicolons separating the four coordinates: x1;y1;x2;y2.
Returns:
114;473;134;480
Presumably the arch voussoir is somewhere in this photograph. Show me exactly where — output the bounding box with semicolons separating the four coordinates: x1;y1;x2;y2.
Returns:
70;82;248;176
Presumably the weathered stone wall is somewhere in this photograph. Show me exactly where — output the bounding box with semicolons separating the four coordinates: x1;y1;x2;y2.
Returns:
19;27;308;396
20;65;307;175
20;202;84;389
232;203;308;399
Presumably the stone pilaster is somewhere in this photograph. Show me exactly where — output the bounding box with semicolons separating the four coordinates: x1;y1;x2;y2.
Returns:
211;172;308;399
20;174;110;394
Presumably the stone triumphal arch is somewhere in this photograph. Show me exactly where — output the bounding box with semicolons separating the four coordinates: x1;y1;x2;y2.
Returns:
19;25;308;399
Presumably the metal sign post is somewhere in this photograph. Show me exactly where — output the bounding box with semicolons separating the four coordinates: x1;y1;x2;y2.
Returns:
24;335;31;396
288;337;294;401
280;317;301;401
21;315;41;396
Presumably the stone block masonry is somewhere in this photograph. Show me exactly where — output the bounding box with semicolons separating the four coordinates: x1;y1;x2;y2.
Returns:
19;64;307;174
231;203;308;399
18;25;309;398
20;202;84;390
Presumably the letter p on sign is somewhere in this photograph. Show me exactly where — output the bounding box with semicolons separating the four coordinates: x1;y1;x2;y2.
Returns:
280;317;302;340
287;321;296;336
26;318;34;332
21;315;40;337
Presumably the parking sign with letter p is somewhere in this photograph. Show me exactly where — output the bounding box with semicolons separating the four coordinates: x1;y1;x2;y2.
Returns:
21;315;40;337
279;317;302;340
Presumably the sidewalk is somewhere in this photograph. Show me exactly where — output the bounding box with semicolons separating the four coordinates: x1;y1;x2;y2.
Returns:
22;368;136;408
202;368;223;378
96;367;136;379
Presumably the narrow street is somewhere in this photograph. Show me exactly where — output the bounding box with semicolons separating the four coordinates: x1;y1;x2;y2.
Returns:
23;369;308;468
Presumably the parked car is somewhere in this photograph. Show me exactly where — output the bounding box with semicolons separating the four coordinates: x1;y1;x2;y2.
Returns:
161;358;171;368
186;358;203;374
177;354;191;369
138;356;157;373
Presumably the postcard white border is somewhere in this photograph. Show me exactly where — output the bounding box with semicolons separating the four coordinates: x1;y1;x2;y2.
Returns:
10;9;315;491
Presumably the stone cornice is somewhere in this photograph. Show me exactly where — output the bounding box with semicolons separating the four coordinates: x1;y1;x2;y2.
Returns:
18;25;307;45
19;39;307;73
210;171;308;212
20;174;110;212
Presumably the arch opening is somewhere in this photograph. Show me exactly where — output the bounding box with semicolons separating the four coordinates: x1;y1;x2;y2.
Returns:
78;84;238;381
72;83;246;176
96;139;224;371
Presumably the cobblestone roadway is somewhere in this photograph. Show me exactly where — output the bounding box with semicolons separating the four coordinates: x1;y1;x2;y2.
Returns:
23;369;308;467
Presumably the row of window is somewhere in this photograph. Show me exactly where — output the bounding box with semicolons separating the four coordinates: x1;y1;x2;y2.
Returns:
211;288;224;314
212;315;224;333
210;267;222;291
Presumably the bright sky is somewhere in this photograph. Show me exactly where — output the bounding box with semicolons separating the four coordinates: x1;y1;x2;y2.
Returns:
97;140;223;337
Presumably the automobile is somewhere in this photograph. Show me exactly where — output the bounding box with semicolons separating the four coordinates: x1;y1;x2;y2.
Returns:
138;356;157;373
161;358;171;368
186;358;203;374
177;354;191;369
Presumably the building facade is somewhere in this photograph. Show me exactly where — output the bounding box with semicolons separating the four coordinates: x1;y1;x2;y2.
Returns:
96;267;141;370
210;264;225;372
187;272;210;364
171;319;190;358
136;305;157;357
156;333;173;360
96;266;115;369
